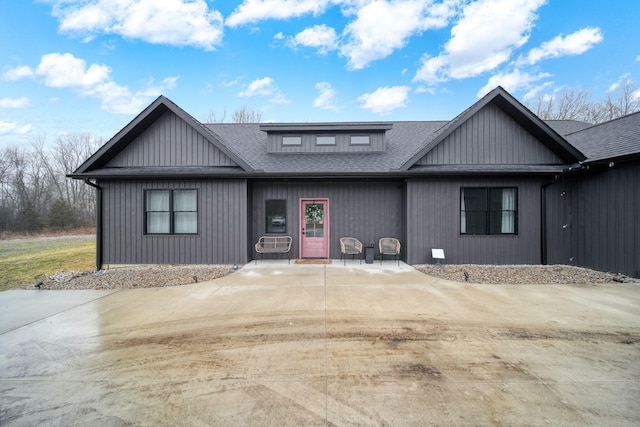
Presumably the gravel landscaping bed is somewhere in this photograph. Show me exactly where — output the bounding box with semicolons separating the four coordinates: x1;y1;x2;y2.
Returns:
415;264;635;285
24;265;238;290
21;263;636;290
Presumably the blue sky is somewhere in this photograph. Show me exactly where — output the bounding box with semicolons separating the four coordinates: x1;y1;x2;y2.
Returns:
1;0;639;148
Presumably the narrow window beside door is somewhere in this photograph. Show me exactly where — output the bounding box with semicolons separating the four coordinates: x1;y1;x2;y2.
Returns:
266;199;287;234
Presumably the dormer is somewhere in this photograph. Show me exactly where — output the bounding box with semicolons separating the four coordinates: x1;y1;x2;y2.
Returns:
260;123;393;154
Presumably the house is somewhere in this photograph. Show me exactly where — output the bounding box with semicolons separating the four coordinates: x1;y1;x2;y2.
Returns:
69;87;640;277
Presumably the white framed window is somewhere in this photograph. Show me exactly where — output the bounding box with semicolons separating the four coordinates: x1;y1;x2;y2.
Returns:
282;136;302;146
316;136;336;145
460;187;517;235
350;135;370;145
145;189;198;235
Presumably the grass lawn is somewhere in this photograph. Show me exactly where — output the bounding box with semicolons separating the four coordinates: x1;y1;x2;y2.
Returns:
0;236;96;291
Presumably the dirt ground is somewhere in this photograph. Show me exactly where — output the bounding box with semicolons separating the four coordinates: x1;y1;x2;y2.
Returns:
1;261;639;426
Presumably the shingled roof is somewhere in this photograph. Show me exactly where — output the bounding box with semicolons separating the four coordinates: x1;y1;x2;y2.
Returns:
564;111;640;163
206;121;448;174
71;88;640;180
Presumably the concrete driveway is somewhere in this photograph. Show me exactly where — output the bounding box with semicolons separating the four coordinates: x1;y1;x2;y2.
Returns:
1;261;639;426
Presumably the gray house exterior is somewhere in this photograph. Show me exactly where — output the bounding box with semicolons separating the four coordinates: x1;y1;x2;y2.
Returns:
70;87;640;277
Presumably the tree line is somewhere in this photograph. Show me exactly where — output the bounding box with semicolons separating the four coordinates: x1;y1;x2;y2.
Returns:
0;134;102;234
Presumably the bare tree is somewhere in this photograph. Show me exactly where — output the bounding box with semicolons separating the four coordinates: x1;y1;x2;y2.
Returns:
528;88;592;121
602;78;640;121
205;108;228;123
527;80;640;124
231;106;263;123
205;106;263;123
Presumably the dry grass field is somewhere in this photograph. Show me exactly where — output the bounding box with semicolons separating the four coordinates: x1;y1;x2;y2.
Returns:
0;233;95;291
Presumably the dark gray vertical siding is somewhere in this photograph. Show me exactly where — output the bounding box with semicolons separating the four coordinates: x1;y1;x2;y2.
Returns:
546;162;640;277
100;179;248;265
250;181;404;260
406;177;544;265
267;133;385;153
418;104;562;165
106;111;237;167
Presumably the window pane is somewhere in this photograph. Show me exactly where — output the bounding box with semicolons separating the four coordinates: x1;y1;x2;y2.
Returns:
174;190;197;211
266;199;287;233
174;212;197;234
462;188;487;210
350;135;370;145
464;212;487;234
146;190;169;211
282;136;301;145
316;136;335;145
147;212;170;233
305;203;324;237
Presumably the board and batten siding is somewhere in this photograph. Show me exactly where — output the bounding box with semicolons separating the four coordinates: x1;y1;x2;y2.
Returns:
545;162;640;277
266;133;385;154
106;111;238;167
417;103;563;166
100;179;248;266
406;177;545;265
251;181;404;260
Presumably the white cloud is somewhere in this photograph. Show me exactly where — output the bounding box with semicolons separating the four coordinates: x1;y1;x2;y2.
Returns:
0;97;31;108
313;82;340;111
226;0;331;27
357;85;410;114
7;53;177;114
239;77;277;97
0;121;32;136
3;66;34;81
341;0;458;70
37;53;111;88
51;0;224;50
477;68;551;98
606;73;633;94
289;25;338;54
522;27;603;65
239;77;289;104
414;0;546;84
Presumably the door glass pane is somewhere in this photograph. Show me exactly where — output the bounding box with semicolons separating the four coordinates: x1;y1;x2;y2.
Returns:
305;203;324;238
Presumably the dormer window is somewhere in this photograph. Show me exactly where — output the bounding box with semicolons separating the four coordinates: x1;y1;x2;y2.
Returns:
316;136;336;146
350;135;370;145
282;136;302;146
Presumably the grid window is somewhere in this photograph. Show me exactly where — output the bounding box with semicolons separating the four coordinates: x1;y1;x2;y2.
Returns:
460;187;517;235
145;189;198;235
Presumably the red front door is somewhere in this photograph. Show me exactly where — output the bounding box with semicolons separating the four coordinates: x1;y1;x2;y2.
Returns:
300;199;329;258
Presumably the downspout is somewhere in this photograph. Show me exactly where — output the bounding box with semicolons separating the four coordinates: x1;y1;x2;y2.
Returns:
84;179;103;271
540;174;560;265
